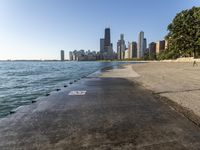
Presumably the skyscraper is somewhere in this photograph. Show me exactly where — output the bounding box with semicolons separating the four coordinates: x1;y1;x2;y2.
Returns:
99;28;114;60
104;28;111;49
117;34;126;60
137;31;145;58
128;42;137;58
100;38;105;53
60;50;65;61
104;28;113;54
143;38;147;52
149;42;156;60
156;40;166;54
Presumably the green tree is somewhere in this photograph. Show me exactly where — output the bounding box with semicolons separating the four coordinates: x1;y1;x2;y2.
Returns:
165;7;200;59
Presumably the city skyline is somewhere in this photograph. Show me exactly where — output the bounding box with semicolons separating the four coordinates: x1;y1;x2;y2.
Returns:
0;0;200;60
68;28;167;61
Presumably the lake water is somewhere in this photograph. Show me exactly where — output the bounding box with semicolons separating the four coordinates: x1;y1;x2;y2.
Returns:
0;61;132;118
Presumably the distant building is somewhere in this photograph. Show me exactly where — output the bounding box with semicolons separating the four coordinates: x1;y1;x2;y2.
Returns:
60;50;65;61
72;50;77;60
104;28;110;45
143;38;147;53
69;51;73;61
124;48;129;59
149;42;156;60
156;40;165;54
128;42;137;59
99;28;114;60
69;50;98;61
104;28;111;51
100;38;105;53
117;34;126;60
96;52;101;60
85;50;97;61
103;28;113;54
76;50;85;61
137;31;145;58
132;42;138;58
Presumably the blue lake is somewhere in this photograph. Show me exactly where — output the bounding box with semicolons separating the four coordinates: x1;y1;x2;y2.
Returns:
0;61;135;118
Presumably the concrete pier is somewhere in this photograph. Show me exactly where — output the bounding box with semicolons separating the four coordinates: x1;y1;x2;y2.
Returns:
0;65;200;149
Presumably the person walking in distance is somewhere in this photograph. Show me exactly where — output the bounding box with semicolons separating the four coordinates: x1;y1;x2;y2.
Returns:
193;60;198;67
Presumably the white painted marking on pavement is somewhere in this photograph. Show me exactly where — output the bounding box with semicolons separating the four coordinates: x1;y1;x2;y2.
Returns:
68;91;87;96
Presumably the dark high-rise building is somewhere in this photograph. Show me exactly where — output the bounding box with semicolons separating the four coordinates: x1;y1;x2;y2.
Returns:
99;28;114;60
143;38;147;52
129;42;137;58
104;28;113;54
104;28;111;48
156;40;166;54
149;42;156;60
100;38;105;53
60;50;65;61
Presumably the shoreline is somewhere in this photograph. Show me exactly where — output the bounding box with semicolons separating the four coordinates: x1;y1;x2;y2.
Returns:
0;62;132;119
3;61;200;123
2;61;200;122
1;62;200;149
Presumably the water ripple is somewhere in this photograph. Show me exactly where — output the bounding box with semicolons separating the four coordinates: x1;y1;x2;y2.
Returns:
0;61;133;118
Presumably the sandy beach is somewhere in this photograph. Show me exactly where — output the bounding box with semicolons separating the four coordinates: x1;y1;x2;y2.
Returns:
131;62;200;120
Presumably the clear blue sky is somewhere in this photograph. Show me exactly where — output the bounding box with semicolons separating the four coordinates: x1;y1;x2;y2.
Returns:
0;0;200;60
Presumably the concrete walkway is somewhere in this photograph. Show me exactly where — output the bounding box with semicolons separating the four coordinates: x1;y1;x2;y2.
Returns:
0;68;200;149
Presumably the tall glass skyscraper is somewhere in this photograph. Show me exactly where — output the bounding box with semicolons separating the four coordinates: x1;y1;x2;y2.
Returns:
137;31;145;58
100;38;105;53
104;28;111;48
99;28;114;60
117;34;126;60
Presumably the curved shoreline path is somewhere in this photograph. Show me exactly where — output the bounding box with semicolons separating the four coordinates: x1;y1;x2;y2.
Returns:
1;64;200;149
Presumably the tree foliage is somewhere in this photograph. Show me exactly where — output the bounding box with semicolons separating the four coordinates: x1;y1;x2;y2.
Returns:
165;7;200;59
